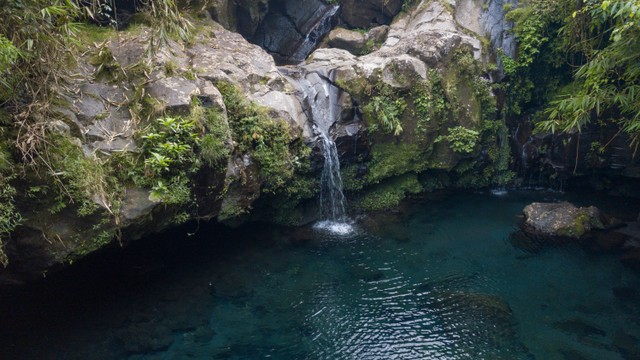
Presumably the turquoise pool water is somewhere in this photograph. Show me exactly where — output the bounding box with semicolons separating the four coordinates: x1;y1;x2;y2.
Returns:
1;191;639;359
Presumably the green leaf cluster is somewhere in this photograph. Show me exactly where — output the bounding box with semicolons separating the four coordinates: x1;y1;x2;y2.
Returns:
538;0;640;154
140;115;201;204
436;126;480;153
362;83;407;136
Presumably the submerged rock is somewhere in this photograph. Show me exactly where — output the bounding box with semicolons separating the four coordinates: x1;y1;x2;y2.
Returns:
553;318;607;339
558;348;596;360
613;330;640;360
427;291;531;357
620;249;640;272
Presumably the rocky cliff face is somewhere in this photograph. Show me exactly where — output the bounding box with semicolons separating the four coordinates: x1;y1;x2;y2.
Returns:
1;0;518;285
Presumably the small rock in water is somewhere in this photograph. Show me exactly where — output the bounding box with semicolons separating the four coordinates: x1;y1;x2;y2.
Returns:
585;231;628;252
115;322;174;354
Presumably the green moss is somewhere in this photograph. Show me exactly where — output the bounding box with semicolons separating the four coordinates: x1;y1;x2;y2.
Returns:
366;142;430;184
199;107;231;168
359;38;377;55
70;228;115;262
218;199;248;222
217;81;308;194
76;24;116;45
335;76;373;100
419;171;451;192
341;164;366;191
355;174;422;211
561;211;603;238
46;135;122;217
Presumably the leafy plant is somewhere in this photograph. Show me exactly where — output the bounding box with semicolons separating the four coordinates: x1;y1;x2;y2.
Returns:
538;0;640;155
413;70;450;140
362;81;407;136
0;172;20;267
436;126;480;153
44;136;120;217
501;0;574;117
136;0;194;56
141;115;200;176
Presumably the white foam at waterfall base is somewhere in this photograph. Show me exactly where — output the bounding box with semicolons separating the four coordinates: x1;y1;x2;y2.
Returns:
491;188;508;196
313;220;355;236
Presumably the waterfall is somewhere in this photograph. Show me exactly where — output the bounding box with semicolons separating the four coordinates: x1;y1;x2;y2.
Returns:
319;131;347;221
285;69;353;234
289;5;340;64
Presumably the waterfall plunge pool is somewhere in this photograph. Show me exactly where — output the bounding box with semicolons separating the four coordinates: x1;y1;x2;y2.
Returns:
1;190;639;359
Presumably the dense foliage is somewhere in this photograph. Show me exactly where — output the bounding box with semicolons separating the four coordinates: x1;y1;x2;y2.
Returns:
540;0;640;154
0;0;193;266
504;0;640;155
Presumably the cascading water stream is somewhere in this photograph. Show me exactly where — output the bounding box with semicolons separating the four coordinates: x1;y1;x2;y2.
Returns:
319;131;346;221
286;69;354;235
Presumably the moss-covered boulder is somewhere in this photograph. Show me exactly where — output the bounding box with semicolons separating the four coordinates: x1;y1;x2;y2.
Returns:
522;202;606;239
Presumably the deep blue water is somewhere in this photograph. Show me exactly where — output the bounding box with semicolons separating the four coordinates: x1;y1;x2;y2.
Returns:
1;191;639;359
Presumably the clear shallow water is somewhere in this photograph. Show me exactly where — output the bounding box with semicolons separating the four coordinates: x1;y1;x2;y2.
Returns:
1;191;640;359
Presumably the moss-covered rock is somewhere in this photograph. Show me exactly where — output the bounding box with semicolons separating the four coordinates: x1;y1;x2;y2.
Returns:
522;202;609;239
355;173;423;211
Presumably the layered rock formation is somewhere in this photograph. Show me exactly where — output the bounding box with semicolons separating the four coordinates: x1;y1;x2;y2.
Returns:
1;0;518;284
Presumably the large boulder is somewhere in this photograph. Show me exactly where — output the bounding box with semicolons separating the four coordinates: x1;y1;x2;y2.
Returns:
324;27;367;55
323;25;390;55
522;202;606;238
